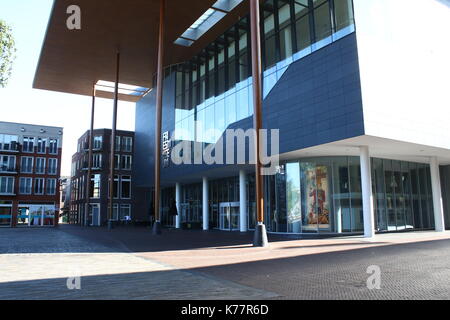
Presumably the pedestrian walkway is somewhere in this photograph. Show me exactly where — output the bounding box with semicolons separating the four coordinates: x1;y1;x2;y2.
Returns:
2;226;450;300
0;228;278;300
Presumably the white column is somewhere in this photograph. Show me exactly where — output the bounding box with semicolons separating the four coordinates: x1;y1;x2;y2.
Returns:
202;177;209;231
239;170;248;232
175;183;181;229
360;146;375;238
430;157;445;232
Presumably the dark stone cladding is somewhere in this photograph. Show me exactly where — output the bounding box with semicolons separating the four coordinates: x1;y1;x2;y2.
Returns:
134;32;364;187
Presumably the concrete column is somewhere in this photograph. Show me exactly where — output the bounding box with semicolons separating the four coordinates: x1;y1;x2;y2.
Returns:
202;177;209;231
239;170;248;232
430;157;446;232
360;146;375;238
175;183;181;229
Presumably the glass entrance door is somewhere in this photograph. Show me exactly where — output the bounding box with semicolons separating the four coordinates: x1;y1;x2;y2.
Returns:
89;204;100;226
219;202;240;231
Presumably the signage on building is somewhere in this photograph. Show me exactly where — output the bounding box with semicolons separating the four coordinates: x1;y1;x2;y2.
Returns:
162;131;171;168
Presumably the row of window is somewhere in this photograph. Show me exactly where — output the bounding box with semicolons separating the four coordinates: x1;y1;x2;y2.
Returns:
173;0;354;112
71;155;132;176
0;156;58;175
0;134;59;154
172;0;355;144
0;176;57;195
77;135;133;153
18;178;57;195
69;203;132;223
71;174;132;200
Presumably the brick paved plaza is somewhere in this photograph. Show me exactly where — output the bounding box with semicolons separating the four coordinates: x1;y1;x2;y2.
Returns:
0;226;450;300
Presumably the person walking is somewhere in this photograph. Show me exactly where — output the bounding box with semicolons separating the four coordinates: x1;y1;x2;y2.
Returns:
168;199;178;227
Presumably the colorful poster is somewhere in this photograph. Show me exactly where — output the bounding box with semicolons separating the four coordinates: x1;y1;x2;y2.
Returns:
303;164;330;229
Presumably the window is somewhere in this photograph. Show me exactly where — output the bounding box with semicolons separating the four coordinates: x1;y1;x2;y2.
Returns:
34;178;45;195
121;175;131;199
217;43;226;95
263;2;277;70
122;136;133;152
49;138;58;154
121;155;132;170
79;175;84;200
313;0;332;42
238;20;249;81
120;204;131;221
112;204;119;221
93;154;102;169
19;177;32;194
22;136;35;153
114;154;120;170
278;1;293;61
46;179;57;195
90;174;101;198
37;138;47;153
0;134;19;151
227;34;237;90
36;158;46;174
334;0;354;32
48;158;58;175
93;135;103;149
294;0;312;51
115;136;121;151
0;155;15;173
207;54;216;99
0;177;14;194
112;175;119;199
21;157;33;173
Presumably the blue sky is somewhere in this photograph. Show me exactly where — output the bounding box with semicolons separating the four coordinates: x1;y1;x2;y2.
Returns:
0;0;135;176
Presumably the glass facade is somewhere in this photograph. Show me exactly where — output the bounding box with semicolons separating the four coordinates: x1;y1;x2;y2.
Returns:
266;157;363;234
161;156;437;235
163;174;257;230
264;157;436;234
372;159;435;232
168;0;355;151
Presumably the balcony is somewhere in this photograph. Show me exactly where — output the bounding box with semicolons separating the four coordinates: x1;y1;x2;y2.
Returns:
0;142;19;153
81;162;103;171
83;143;103;152
0;165;17;174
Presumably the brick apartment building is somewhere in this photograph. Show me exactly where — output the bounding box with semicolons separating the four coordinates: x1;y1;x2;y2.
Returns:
0;121;63;227
69;129;136;226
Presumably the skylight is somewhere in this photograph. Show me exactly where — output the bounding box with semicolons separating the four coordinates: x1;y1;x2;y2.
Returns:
190;8;216;30
95;80;150;97
175;0;245;47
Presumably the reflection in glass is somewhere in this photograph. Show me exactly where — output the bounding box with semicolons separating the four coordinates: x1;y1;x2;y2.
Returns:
286;163;301;233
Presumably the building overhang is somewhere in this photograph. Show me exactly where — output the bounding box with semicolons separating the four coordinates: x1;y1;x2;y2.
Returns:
33;0;250;102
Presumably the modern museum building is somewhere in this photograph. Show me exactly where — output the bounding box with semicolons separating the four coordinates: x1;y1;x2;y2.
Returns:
34;0;450;237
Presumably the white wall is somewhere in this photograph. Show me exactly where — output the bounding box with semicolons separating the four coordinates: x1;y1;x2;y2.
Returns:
353;0;450;149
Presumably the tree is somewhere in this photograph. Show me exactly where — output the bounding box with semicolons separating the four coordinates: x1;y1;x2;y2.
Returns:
0;20;16;88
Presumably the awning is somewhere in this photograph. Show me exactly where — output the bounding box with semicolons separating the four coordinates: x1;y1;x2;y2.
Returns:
33;0;249;102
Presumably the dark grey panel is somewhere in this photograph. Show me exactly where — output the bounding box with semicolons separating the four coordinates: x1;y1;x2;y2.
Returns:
134;33;364;186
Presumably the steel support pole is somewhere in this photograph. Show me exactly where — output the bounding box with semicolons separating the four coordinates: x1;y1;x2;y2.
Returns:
85;84;96;227
153;0;165;235
108;50;120;230
250;0;268;247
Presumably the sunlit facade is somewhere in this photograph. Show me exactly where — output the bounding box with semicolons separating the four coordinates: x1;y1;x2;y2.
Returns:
134;0;450;236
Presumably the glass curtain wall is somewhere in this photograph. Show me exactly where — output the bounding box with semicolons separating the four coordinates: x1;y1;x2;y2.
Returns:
209;176;240;229
265;157;363;234
372;158;435;232
265;157;436;235
180;183;202;226
172;0;356;156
